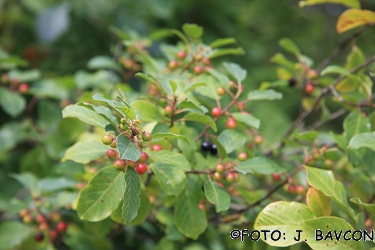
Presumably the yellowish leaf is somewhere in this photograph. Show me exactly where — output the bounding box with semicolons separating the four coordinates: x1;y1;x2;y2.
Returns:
299;0;360;9
337;9;375;33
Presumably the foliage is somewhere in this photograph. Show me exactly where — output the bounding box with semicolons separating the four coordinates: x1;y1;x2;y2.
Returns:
1;0;375;249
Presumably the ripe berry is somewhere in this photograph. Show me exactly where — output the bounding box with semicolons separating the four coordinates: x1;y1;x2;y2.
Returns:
168;60;178;69
136;163;148;175
254;135;263;145
226;118;237;129
201;142;211;152
102;135;113;145
165;105;173;115
288;78;297;87
211;107;221;117
49;229;58;240
272;173;281;182
138;152;148;164
216;87;226;96
238;152;247;161
18;83;29;93
216;164;225;173
142;132;152;141
287;184;297;194
36;214;46;224
106;149;117;159
305;83;314;95
213;172;223;181
56;221;68;233
217;182;224;188
177;51;187;59
210;144;217;155
226;172;237;183
34;232;44;242
193;65;204;74
295;185;305;194
198;203;206;211
114;159;127;171
109;138;117;148
151;144;162;151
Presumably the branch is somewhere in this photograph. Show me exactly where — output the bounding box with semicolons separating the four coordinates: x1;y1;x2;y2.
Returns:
303;107;347;131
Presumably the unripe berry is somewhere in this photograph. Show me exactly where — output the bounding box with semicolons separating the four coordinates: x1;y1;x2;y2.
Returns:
102;135;113;145
202;57;210;65
119;123;128;131
151;144;162;151
34;232;44;242
135;163;148;175
114;159;127;171
229;80;236;89
168;60;178;69
305;83;314;95
36;214;46;224
194;53;203;61
120;118;127;124
216;87;226;96
49;229;58;240
39;222;49;231
128;160;137;168
235;102;245;111
76;182;86;190
138;152;149;164
18;83;29;93
142;132;152;141
109;138;117;148
308;69;318;79
23;214;33;223
56;221;68;233
272;173;281;182
106;149;117;159
165;105;173;115
211;107;221;117
193;65;204;74
254;135;263;145
213;172;223;181
177;51;187;59
19;209;29;217
304;154;314;164
216;164;225;173
238;152;247;161
288;184;297;194
324;159;334;168
226;118;237;129
217;182;224;188
226;172;237;183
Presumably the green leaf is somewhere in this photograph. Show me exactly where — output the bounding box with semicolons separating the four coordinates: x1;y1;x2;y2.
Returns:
247;89;283;101
62;141;108;164
75;70;112;89
210;37;236;48
183;82;206;93
117;134;141;162
79;103;117;126
179;101;205;113
128;188;151;225
152;163;186;196
210;136;227;159
223;62;247;82
169;80;177;93
152;133;189;144
115;106;135;120
0;221;32;250
208;48;245;59
270;53;296;70
77;166;125;221
235;157;282;175
306;187;332;217
206;68;230;85
321;65;352;76
182;23;203;39
343;111;370;142
350;197;375;221
10;172;40;197
92;94;127;115
122;168;140;224
303;217;363;250
204;182;230;212
87;56;120;71
218;130;246;154
174;179;207;240
0;122;25;153
62;104;109;128
149;150;191;171
0;87;26;117
132;100;163;122
254;201;315;247
305;166;356;224
183;112;217;132
348;132;375;152
232;112;260;129
9;69;41;82
299;0;361;9
135;73;165;93
29;79;69;100
278;38;301;56
38;177;76;192
292;130;319;142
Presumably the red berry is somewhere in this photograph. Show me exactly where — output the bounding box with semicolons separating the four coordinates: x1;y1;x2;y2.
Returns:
238;152;247;161
102;135;113;145
217;182;224;188
288;184;297;194
152;144;162;151
109;138;117;148
165;105;173;115
76;182;86;190
295;185;305;194
229;80;236;89
114;159;127;171
211;107;221;117
142;132;152;141
226;118;237;129
202;58;210;65
198;203;206;211
168;60;178;69
36;214;46;224
138;152;148;163
49;229;58;240
34;232;44;242
19;209;29;217
305;83;314;95
216;164;225;173
177;51;186;59
18;83;29;93
272;173;281;182
106;149;117;159
135;163;148;175
193;65;204;74
216;87;226;96
56;221;68;233
226;172;237;182
235;102;245;111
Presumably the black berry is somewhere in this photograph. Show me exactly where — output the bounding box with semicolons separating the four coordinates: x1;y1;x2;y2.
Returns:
34;232;44;242
288;78;297;87
210;144;218;155
201;142;212;152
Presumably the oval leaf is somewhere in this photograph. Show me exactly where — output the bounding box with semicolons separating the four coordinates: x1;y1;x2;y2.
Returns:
152;133;189;144
204;182;230;212
235;157;283;175
0;221;32;250
218;130;246;154
0;87;26;117
232;112;260;129
306;187;332;217
117;134;141;162
149;150;191;171
210;136;227;159
247;89;283;101
183;112;217;132
278;38;301;56
62;104;109;128
122;168;140;224
152;163;186;196
348;131;375;152
132;100;163;122
223;62;247;82
62;140;109;164
337;9;375;33
299;0;360;9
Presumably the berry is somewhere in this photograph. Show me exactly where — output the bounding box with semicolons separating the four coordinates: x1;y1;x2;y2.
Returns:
142;132;152;141
39;222;49;231
202;57;210;65
119;123;128;131
226;118;237;129
114;159;127;171
238;152;248;161
229;80;236;89
151;144;163;151
165;105;173;115
216;164;225;173
106;149;117;159
226;172;237;183
49;229;58;240
56;221;68;233
295;185;305;194
177;51;186;59
288;78;297;87
128;160;137;168
304;154;314;164
308;69;318;79
109;138;117;148
287;184;297;194
235;102;245;111
36;214;46;224
213;172;223;181
324;159;334;168
217;182;224;188
19;209;29;217
198;203;206;211
120;118;127;124
193;65;204;74
216;87;226;96
138;152;149;163
23;214;33;223
194;53;203;61
201;142;211;152
34;232;44;242
168;60;178;69
210;144;218;155
272;173;281;182
305;83;314;95
254;135;263;145
102;135;113;145
18;83;29;93
211;107;221;117
76;182;86;190
136;163;148;175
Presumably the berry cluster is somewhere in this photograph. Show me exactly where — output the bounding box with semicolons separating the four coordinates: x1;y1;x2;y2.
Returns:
212;162;240;183
201;141;217;155
0;75;30;94
304;145;335;169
